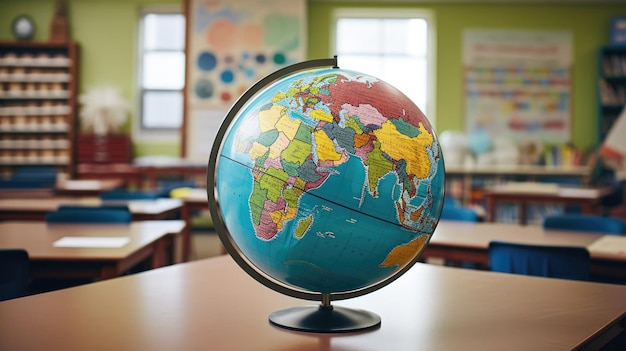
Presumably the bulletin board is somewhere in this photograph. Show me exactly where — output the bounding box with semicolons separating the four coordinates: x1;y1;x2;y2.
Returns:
463;29;573;143
182;0;307;162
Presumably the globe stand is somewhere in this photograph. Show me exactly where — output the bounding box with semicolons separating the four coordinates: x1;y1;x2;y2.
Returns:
269;293;381;333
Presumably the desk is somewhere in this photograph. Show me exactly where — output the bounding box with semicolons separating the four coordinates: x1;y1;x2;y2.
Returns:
135;160;206;189
0;255;625;350
0;220;184;280
424;221;626;279
0;197;183;221
54;179;125;196
77;163;143;188
484;183;613;225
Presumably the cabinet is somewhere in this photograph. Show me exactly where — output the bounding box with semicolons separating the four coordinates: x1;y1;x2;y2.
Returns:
598;45;626;145
0;41;78;177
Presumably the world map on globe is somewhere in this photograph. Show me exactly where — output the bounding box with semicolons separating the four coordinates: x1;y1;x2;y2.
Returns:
214;67;445;294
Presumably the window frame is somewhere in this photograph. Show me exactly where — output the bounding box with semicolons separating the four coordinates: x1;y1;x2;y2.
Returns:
134;6;185;142
331;8;437;126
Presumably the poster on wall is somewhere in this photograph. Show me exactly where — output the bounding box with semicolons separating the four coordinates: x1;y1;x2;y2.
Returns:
184;0;307;161
463;29;572;144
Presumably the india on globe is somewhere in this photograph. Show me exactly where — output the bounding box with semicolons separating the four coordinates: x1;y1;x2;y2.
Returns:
208;58;445;332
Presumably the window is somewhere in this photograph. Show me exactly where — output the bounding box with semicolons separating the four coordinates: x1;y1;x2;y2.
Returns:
333;9;435;123
137;10;185;134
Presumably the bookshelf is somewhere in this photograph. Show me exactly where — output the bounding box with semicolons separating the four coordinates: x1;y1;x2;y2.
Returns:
598;45;626;145
0;41;79;178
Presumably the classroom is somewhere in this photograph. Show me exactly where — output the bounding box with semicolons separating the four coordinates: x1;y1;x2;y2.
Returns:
1;0;626;350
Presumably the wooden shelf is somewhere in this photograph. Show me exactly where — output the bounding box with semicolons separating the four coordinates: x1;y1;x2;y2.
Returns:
0;41;79;177
598;45;626;145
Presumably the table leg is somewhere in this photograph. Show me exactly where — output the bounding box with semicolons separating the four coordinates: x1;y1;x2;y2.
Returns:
151;237;170;268
519;203;527;226
180;203;192;262
487;196;496;222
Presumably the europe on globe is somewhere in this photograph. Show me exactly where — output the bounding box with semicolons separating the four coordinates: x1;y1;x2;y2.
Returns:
208;57;445;332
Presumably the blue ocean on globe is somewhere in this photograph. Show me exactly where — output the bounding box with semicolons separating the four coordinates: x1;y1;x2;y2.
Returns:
214;67;445;293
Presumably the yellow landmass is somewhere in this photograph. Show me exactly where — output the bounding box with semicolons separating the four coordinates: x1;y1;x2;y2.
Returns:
313;129;342;161
373;121;433;178
249;142;269;160
275;113;300;140
310;109;333;123
269;206;297;230
258;105;284;132
380;235;429;270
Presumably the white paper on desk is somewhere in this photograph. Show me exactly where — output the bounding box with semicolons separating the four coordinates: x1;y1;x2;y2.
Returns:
53;237;130;248
62;180;102;190
587;236;626;256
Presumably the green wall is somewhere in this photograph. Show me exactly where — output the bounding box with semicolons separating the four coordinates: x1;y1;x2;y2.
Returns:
1;0;624;156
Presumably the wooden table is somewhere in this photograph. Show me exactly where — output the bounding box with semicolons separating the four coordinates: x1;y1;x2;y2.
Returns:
54;179;125;196
0;220;184;280
0;255;625;350
136;161;207;189
0;197;183;221
77;163;143;188
484;183;613;225
423;220;626;279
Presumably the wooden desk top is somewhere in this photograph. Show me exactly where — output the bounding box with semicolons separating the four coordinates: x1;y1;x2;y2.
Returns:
429;221;626;261
0;220;185;260
431;220;602;249
54;179;125;196
445;164;591;177
0;255;625;350
485;182;612;199
0;197;183;218
180;187;208;204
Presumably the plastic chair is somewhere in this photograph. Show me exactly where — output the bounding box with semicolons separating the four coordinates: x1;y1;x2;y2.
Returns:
543;214;626;235
488;241;591;281
0;249;29;301
45;206;132;224
100;189;160;200
440;205;478;222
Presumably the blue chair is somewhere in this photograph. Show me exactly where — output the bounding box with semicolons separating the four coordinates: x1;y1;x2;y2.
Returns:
440;205;478;222
0;249;29;301
100;189;160;200
543;214;626;235
45;206;132;224
439;202;480;268
0;166;58;189
488;241;590;281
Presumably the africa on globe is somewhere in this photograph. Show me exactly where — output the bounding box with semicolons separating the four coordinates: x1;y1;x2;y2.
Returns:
208;58;445;332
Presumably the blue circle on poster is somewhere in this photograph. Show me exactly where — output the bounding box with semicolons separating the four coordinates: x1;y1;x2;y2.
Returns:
195;79;214;99
255;54;266;64
197;52;217;71
220;70;235;84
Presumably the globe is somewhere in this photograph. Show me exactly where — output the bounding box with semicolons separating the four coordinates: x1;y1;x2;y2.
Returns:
207;57;445;332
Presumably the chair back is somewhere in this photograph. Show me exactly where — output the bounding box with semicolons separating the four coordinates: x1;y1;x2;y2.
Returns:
100;189;159;200
488;241;590;281
0;249;29;301
45;206;132;224
440;205;478;222
543;214;626;235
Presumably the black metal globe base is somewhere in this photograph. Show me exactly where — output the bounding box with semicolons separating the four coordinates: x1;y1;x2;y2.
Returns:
269;294;381;333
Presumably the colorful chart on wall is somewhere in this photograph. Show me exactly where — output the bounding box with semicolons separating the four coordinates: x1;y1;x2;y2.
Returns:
463;30;572;143
183;0;306;161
